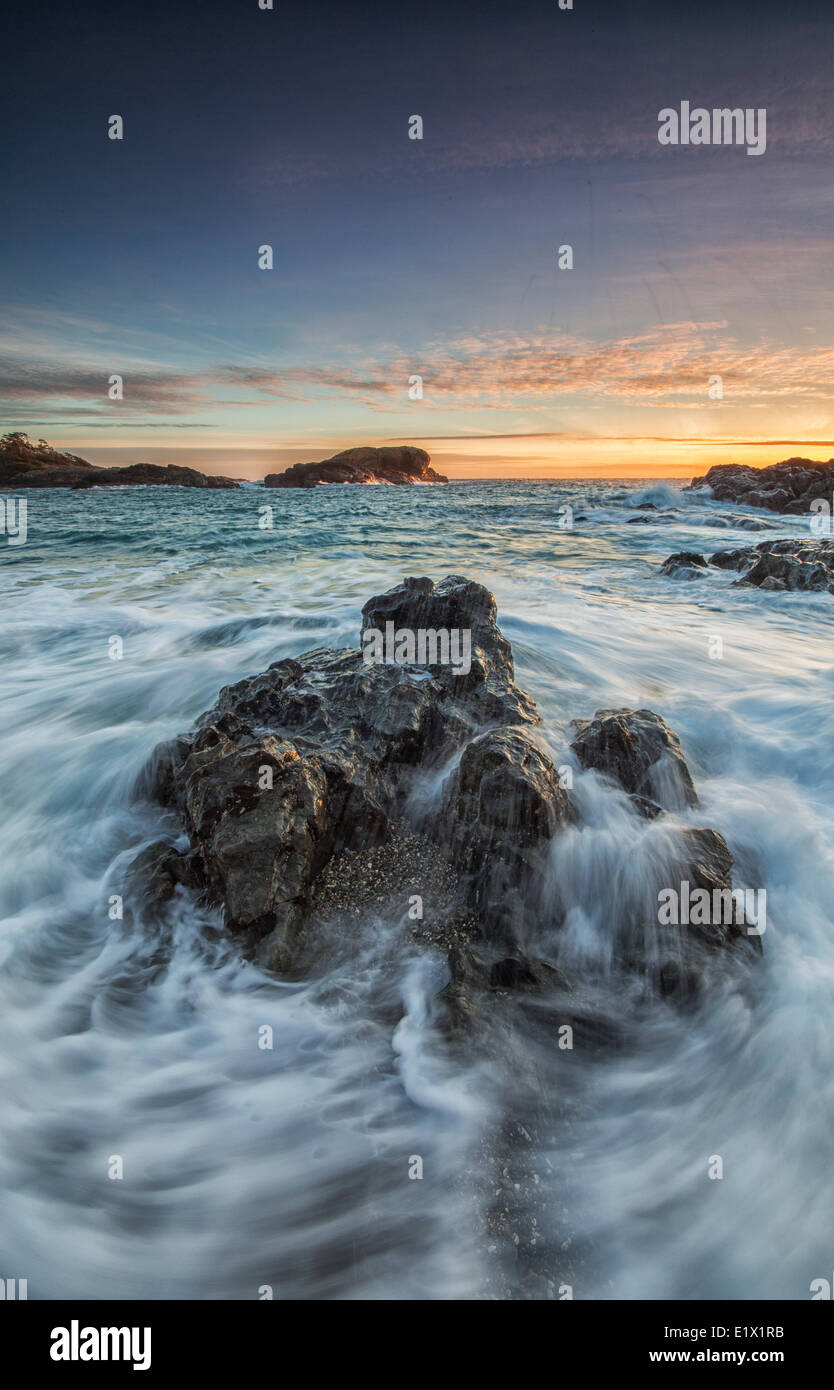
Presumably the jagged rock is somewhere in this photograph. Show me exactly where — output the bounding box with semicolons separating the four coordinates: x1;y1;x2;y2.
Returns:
733;546;834;594
265;445;447;488
361;574;520;704
687;458;834;514
685;539;834;593
659;539;834;593
570;708;698;812
660;551;708;578
142;577;542;968
135;580;760;1001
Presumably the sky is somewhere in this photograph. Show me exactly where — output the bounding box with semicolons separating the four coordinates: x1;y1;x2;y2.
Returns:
1;0;833;479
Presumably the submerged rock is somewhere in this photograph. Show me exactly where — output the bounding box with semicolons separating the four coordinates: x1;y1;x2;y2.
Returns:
265;445;447;488
707;545;760;572
687;458;834;515
660;551;709;579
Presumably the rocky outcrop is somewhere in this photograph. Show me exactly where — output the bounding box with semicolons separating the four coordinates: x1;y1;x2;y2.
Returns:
264;445;447;488
141;577;537;969
570;708;698;814
736;543;834;593
134;577;760;997
660;539;834;593
0;432;239;488
71;462;239;489
687;458;834;515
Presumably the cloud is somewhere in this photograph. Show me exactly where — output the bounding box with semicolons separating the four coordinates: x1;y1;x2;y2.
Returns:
3;321;834;433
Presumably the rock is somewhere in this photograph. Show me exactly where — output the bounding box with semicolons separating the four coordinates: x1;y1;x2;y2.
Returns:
141;577;542;969
265;445;447;488
124;839;200;919
707;546;760;571
652;827;763;996
361;574;517;700
0;433;239;488
658;539;834;593
688;539;834;592
733;545;834;594
438;727;575;947
135;580;760;1000
307;822;478;961
570;708;698;812
660;551;708;578
71;462;239;489
687;458;834;515
443;942;571;1020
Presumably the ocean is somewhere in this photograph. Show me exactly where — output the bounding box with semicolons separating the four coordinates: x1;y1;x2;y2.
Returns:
1;478;832;1299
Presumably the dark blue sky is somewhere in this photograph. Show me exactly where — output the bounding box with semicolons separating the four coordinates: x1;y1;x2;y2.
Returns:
1;0;832;475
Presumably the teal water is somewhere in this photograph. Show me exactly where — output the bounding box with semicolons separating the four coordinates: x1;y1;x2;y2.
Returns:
1;479;832;1298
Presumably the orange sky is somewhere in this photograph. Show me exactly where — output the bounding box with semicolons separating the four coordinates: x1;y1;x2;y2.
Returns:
77;435;834;481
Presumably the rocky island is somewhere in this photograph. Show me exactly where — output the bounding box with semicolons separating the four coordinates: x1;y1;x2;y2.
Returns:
687;457;834;514
0;433;240;489
264;444;448;488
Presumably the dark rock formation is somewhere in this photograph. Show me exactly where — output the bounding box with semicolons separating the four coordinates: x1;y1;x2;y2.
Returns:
661;539;834;593
570;708;698;813
439;727;575;947
660;551;709;579
264;445;447;488
71;462;239;489
0;432;239;488
734;542;834;593
707;546;760;572
651;826;763;995
687;458;834;515
135;577;760;998
141;577;538;969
